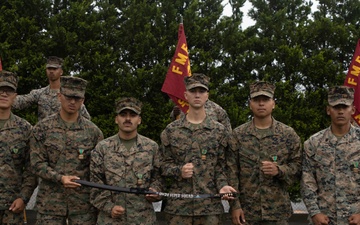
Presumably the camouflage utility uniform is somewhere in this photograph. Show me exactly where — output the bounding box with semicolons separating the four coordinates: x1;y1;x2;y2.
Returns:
301;126;360;225
160;116;230;217
13;86;90;121
0;113;37;224
171;100;232;131
91;134;162;225
204;100;232;131
30;113;103;224
229;118;302;223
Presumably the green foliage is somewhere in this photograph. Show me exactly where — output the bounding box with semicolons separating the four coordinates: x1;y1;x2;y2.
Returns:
1;0;360;203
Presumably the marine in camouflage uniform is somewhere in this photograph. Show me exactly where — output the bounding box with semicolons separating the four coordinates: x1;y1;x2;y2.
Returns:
30;76;103;225
160;73;237;225
0;71;37;224
301;86;360;225
204;99;232;131
12;56;90;121
91;97;162;225
171;99;232;131
229;81;302;225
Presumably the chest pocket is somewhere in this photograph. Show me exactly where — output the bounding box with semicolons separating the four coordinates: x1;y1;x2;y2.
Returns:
131;150;154;187
44;137;64;166
10;141;27;167
239;148;259;169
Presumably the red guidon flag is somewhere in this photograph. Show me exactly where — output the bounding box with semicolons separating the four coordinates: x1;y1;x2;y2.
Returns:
344;39;360;125
161;23;191;113
0;57;2;71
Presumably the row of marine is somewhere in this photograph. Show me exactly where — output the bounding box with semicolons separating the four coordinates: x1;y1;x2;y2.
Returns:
0;56;359;225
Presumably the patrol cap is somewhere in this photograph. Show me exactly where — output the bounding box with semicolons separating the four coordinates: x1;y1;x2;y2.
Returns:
116;97;142;115
60;76;87;98
0;70;18;91
250;81;275;98
328;86;354;106
46;56;63;68
184;73;210;91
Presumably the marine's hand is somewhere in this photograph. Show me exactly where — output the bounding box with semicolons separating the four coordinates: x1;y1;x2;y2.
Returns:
9;198;25;213
349;213;360;225
261;161;279;176
311;213;330;225
181;163;194;179
173;106;181;118
61;175;81;188
145;187;161;202
219;185;237;200
111;205;125;218
231;208;246;225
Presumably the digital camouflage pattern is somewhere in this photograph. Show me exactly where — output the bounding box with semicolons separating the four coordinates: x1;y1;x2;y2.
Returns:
0;113;36;215
12;85;91;121
204;100;232;131
184;73;210;91
229;118;302;222
301;126;360;225
36;211;97;225
60;76;87;98
327;85;354;106
90;134;162;225
249;81;275;99
0;70;18;90
160;116;231;216
115;97;143;114
30;112;103;217
165;214;221;225
46;56;63;69
170;100;232;131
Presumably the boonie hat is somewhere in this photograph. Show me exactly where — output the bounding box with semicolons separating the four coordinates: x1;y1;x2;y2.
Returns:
0;70;18;91
116;97;142;114
60;76;87;98
250;81;275;98
328;86;354;106
184;73;210;91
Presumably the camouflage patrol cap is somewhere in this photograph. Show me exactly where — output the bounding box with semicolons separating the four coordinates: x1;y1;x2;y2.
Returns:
328;86;354;106
116;97;142;114
46;56;63;68
250;81;275;98
184;73;210;91
60;76;87;98
0;70;18;91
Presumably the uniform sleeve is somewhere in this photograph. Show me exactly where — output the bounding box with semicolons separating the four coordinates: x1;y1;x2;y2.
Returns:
149;143;164;192
90;142;115;215
217;109;232;132
159;130;183;181
19;126;38;203
80;104;91;120
301;139;321;217
12;89;40;110
95;128;104;143
30;125;63;183
215;131;231;191
227;130;241;210
275;130;302;187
